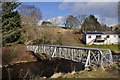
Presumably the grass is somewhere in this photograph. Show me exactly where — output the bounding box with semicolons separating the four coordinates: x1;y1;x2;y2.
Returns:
85;44;120;54
61;63;118;78
62;70;117;78
2;45;37;66
74;40;120;54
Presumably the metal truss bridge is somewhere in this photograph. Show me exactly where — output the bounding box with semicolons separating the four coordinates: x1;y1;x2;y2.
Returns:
26;45;113;67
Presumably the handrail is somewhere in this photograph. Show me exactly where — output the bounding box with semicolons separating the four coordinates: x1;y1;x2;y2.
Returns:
27;45;109;51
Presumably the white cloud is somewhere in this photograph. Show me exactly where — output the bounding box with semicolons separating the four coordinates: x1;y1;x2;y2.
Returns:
63;0;119;2
102;17;118;26
39;16;66;26
18;0;120;2
95;15;118;26
19;0;64;2
59;3;70;10
49;16;66;26
59;2;118;26
59;2;118;17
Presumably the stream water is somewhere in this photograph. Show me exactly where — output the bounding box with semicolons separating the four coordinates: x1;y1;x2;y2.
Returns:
2;58;85;80
2;53;119;80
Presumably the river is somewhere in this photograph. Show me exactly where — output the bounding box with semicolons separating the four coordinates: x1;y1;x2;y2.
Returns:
2;53;119;80
2;58;85;80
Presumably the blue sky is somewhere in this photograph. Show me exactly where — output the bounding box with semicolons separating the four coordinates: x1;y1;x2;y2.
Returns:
22;2;70;19
22;2;119;26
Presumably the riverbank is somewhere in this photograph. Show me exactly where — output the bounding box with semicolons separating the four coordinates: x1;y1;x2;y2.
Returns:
2;60;118;79
2;44;119;79
2;45;37;67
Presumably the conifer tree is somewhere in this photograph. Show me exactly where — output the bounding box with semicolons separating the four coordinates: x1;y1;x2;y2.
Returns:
81;15;101;32
2;2;21;45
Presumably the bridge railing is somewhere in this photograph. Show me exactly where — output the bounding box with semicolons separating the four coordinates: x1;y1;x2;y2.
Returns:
26;45;113;67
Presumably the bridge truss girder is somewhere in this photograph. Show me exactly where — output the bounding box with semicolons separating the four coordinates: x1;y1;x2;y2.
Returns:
26;45;113;67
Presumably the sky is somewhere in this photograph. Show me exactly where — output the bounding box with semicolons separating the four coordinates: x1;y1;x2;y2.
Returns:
22;1;119;26
18;0;119;2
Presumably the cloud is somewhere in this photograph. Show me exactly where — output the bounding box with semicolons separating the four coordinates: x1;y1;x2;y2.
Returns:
19;0;64;2
48;16;66;26
59;3;71;10
59;2;118;17
39;16;66;26
63;0;119;2
58;2;118;26
95;15;118;26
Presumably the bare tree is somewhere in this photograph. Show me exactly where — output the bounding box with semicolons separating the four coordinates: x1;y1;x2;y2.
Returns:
65;15;80;28
18;4;42;26
76;15;87;28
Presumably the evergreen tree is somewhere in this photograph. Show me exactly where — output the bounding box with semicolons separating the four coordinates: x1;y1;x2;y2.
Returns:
2;2;21;45
81;15;101;32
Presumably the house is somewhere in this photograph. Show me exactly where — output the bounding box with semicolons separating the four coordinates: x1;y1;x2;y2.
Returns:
82;32;120;45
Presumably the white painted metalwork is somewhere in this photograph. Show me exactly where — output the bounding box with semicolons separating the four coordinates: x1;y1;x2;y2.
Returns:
26;45;113;67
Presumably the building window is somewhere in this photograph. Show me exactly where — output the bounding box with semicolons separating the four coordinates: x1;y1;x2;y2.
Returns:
88;35;91;38
107;35;109;38
96;35;101;38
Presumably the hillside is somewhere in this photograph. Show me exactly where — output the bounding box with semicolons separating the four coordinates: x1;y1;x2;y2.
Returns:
21;25;120;53
21;26;83;46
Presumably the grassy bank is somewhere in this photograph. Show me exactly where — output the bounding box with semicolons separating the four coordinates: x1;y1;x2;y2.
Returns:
85;44;120;54
61;67;118;78
2;45;37;66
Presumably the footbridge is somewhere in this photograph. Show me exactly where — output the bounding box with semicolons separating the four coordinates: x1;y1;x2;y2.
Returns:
26;45;113;67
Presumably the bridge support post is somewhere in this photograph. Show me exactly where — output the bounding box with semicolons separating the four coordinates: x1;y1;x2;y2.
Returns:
85;50;91;67
108;49;113;65
52;47;57;57
34;46;38;53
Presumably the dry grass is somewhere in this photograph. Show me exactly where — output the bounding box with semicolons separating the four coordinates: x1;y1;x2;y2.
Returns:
22;26;62;45
2;45;37;66
62;66;118;78
21;25;83;46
